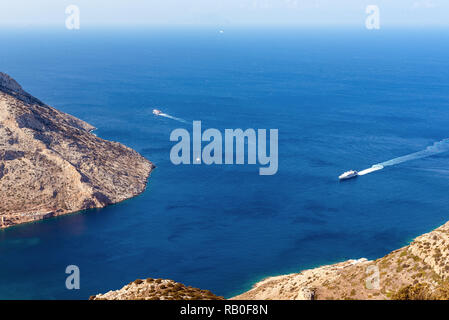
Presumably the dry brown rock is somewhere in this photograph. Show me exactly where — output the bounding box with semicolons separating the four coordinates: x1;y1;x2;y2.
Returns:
232;221;449;300
88;221;449;300
0;72;154;228
90;278;224;300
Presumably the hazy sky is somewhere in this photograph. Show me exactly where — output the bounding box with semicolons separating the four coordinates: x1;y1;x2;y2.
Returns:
0;0;448;27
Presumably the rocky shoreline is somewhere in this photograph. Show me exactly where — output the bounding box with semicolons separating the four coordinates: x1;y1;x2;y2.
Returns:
90;278;225;300
93;220;449;300
0;73;154;228
231;220;449;300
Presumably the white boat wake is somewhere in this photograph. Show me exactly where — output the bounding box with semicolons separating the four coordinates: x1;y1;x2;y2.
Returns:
152;108;188;124
158;113;188;124
358;138;449;176
358;165;384;176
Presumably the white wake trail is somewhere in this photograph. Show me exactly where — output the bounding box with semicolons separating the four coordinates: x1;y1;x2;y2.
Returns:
158;113;188;124
358;138;449;176
358;165;384;176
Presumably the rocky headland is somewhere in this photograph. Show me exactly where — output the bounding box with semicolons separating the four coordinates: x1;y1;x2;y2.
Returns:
232;220;449;300
90;278;224;300
0;72;154;228
92;220;449;300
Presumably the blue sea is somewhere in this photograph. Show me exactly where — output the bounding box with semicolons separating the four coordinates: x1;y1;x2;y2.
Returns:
1;27;449;299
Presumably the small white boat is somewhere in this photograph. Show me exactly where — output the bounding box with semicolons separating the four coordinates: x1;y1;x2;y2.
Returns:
153;109;162;115
339;170;358;180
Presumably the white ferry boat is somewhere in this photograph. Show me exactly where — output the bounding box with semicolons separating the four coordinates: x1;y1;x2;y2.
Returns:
339;170;358;180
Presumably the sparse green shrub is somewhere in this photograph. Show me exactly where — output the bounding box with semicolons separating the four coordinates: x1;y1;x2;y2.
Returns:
391;283;432;300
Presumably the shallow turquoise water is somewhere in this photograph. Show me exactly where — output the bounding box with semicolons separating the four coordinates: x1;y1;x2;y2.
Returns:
1;28;449;299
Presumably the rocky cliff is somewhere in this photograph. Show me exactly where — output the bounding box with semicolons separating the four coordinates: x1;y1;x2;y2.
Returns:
90;278;224;300
232;221;449;300
0;72;154;228
91;221;449;300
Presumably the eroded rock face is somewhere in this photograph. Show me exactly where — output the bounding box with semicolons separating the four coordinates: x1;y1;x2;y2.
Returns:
90;278;224;300
232;222;449;300
0;73;154;228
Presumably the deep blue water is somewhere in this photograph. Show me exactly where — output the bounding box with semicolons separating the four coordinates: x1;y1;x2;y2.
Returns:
1;27;449;299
